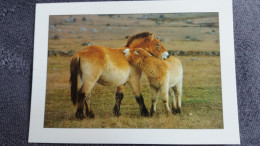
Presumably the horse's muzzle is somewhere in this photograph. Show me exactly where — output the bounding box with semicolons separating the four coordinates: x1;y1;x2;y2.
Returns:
123;48;130;56
162;52;169;60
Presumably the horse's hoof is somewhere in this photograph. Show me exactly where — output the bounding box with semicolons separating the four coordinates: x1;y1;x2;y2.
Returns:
172;108;181;115
113;112;121;117
113;111;121;117
149;109;155;117
75;112;85;120
141;108;149;117
86;111;95;118
113;105;121;117
176;109;181;114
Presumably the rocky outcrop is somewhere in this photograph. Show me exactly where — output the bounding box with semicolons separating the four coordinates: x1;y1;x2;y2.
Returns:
48;50;76;56
168;50;220;56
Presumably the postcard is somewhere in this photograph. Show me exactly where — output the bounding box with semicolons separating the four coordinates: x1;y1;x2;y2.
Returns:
29;0;240;144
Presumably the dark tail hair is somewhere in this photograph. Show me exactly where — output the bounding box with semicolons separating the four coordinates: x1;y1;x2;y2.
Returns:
70;55;80;105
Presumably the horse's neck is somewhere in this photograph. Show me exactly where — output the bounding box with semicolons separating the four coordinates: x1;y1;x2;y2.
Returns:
127;39;145;49
138;57;161;78
119;46;129;50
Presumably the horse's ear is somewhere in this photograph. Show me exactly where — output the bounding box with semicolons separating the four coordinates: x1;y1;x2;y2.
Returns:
149;34;155;41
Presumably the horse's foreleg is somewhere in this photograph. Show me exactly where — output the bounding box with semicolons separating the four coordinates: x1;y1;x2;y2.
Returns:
129;82;149;117
113;85;125;117
135;94;149;117
128;69;149;117
150;87;159;117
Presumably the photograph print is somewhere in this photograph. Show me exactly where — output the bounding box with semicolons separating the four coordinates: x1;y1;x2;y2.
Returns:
44;12;223;129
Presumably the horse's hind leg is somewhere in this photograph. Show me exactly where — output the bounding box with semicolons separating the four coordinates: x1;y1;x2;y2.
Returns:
170;88;178;114
75;80;96;119
82;81;96;118
75;79;96;119
161;85;171;116
84;93;94;118
113;84;125;117
75;89;85;119
172;81;182;114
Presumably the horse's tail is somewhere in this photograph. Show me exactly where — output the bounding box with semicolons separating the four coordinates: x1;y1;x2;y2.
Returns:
70;55;80;105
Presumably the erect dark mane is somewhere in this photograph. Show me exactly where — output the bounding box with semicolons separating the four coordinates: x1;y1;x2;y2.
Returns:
125;32;153;47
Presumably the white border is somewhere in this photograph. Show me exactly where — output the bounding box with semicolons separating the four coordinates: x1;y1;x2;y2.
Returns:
29;0;240;144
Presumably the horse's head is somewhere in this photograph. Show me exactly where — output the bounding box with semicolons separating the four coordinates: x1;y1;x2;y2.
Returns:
123;48;151;66
125;32;169;60
142;34;169;60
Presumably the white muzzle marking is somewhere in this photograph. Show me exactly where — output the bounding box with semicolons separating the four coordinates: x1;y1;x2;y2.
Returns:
123;48;130;57
162;52;169;60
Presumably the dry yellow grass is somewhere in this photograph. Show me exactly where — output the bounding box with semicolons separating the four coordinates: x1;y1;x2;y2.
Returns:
44;13;223;129
44;56;222;129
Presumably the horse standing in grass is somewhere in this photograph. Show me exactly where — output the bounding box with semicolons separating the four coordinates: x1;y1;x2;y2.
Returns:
123;48;183;116
70;32;169;119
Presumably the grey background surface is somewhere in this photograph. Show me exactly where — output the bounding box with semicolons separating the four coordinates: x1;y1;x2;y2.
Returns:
0;0;259;145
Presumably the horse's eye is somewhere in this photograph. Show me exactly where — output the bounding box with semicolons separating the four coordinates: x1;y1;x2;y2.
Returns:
135;51;139;55
156;44;160;48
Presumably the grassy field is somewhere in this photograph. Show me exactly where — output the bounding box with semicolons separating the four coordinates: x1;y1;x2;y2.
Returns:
44;13;223;128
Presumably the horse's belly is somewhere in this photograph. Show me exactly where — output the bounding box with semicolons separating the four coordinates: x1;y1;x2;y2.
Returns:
98;67;130;86
169;73;182;87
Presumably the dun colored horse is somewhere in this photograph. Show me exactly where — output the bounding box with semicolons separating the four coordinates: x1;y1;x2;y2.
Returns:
123;48;183;116
70;32;169;119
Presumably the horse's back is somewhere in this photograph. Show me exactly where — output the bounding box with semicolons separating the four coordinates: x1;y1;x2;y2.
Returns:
76;45;129;67
99;47;131;86
166;56;182;67
76;45;107;64
72;45;131;86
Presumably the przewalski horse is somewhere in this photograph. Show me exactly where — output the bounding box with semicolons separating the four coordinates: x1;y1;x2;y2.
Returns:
70;32;169;119
123;48;183;116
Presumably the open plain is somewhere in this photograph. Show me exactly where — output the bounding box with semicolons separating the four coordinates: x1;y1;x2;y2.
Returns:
44;13;223;128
